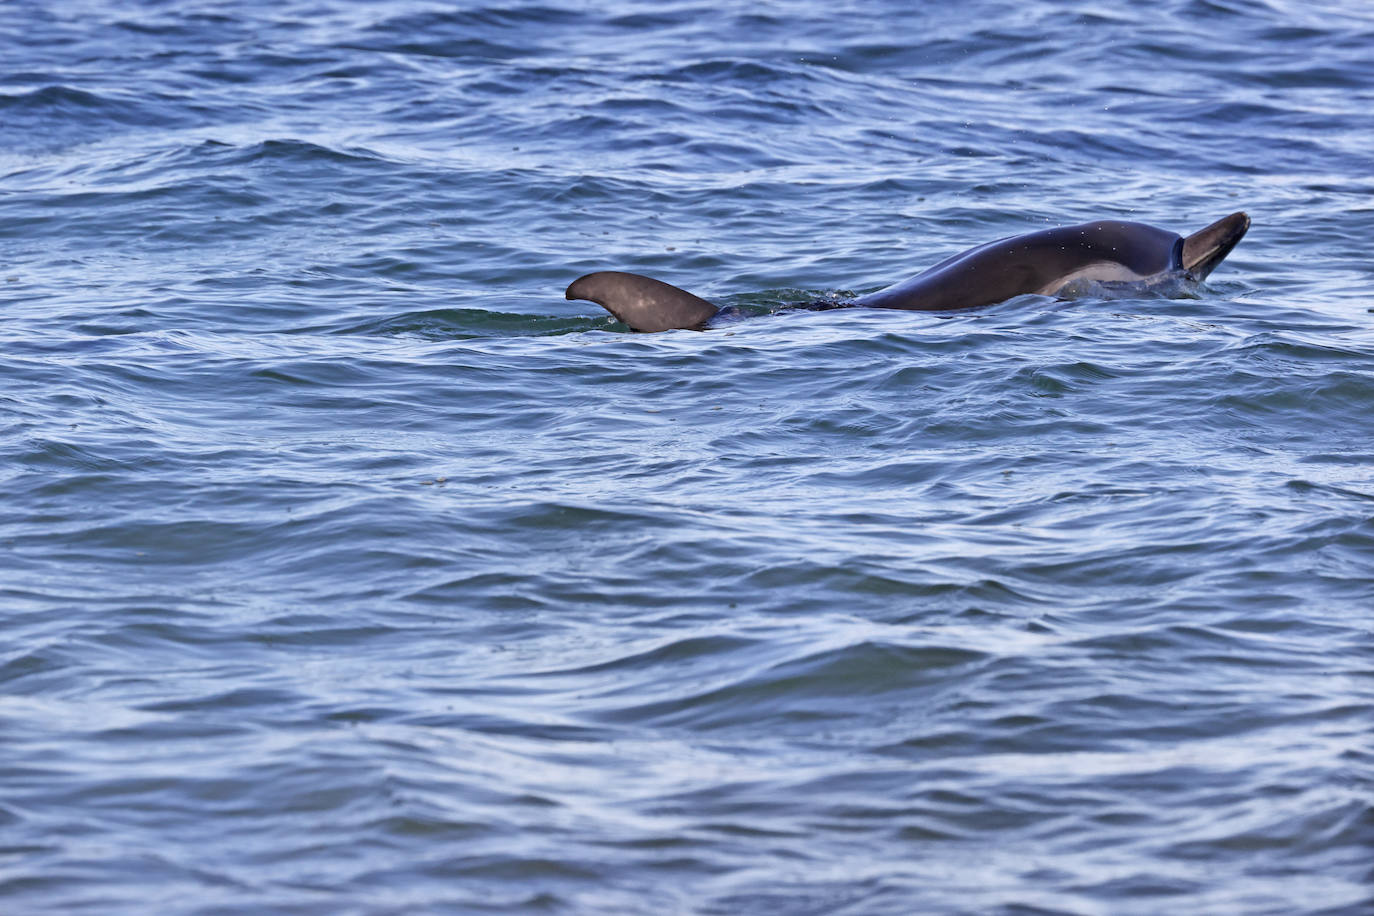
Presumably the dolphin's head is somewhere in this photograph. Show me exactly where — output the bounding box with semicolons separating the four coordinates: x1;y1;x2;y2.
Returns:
1181;212;1250;281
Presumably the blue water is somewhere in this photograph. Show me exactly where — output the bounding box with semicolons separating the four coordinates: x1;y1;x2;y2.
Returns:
3;1;1373;912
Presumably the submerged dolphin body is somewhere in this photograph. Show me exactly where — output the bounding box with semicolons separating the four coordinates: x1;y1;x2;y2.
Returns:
566;212;1250;332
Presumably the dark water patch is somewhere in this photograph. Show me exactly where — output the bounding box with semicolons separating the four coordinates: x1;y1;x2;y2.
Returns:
531;634;762;678
341;307;613;340
663;58;800;87
0;646;79;695
0;84;187;140
135;685;305;715
590;639;989;731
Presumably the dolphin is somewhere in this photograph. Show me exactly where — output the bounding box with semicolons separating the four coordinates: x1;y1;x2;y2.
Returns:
566;212;1250;332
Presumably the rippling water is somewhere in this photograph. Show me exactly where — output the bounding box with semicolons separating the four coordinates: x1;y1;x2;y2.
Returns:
3;1;1373;912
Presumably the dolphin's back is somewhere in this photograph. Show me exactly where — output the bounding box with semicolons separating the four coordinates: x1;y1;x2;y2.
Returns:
851;220;1183;312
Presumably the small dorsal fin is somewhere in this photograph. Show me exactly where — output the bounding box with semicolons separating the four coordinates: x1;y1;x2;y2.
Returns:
566;271;719;332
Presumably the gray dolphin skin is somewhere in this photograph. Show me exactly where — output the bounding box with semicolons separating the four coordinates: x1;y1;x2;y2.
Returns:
567;211;1250;332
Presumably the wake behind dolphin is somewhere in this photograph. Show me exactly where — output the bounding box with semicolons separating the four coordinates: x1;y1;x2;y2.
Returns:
567;212;1250;332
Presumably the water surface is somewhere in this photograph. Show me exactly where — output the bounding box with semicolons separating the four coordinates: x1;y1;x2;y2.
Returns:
3;1;1373;912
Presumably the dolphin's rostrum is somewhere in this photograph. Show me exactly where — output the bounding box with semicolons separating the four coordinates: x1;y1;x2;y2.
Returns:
567;212;1250;332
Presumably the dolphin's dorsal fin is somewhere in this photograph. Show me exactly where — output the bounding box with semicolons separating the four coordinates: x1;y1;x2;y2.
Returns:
566;271;719;332
1181;212;1250;280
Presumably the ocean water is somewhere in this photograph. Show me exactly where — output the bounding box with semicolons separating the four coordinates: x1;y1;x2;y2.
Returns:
3;0;1373;912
